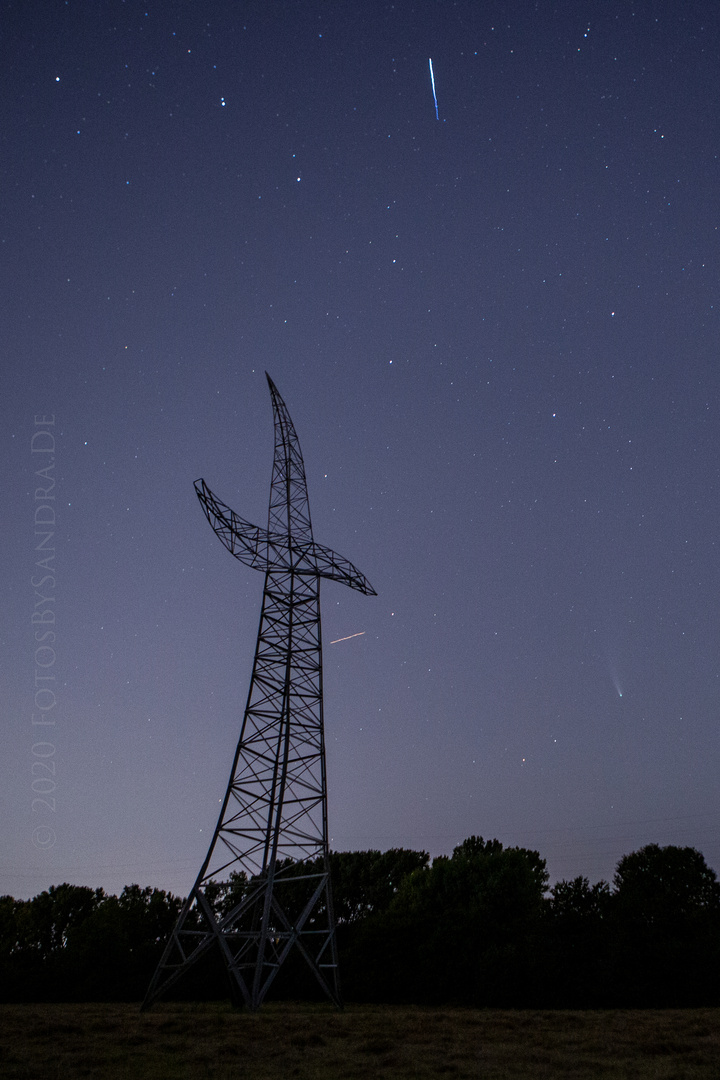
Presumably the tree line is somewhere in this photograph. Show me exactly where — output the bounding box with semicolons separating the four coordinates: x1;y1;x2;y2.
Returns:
2;840;719;1007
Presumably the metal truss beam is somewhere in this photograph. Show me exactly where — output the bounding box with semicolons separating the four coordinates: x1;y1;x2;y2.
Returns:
142;374;375;1011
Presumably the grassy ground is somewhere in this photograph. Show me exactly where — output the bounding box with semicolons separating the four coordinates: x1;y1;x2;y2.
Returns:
0;1002;718;1079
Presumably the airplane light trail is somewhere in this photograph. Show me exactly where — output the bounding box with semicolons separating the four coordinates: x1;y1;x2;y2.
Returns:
330;631;366;644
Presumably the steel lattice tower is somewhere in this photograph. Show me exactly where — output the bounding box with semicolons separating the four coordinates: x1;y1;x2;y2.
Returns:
142;374;375;1011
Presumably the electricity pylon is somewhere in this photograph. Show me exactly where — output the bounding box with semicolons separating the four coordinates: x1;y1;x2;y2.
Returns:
141;374;375;1011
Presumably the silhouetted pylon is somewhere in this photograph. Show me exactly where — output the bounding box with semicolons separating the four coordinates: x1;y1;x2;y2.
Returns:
141;374;375;1010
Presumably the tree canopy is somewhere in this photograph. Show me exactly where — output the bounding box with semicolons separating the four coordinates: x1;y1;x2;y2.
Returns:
1;842;718;1006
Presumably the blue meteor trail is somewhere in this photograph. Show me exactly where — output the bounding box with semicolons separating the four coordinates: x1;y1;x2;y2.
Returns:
429;57;439;120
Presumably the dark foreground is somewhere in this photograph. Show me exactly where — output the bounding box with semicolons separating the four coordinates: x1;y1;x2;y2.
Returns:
0;1002;718;1079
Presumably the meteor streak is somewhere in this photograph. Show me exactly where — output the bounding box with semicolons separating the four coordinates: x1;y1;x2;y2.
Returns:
428;58;439;120
330;631;366;644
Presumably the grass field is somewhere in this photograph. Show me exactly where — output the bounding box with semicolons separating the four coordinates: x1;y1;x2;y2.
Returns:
0;1002;718;1079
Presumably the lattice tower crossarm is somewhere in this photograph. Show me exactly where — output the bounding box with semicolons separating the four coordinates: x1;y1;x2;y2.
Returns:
141;374;375;1011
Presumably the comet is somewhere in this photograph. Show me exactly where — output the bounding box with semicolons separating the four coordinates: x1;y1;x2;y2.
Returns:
330;631;366;644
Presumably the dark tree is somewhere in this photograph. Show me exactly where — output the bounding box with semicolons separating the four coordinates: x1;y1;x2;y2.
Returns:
0;884;105;1000
330;848;430;924
545;876;612;1006
2;840;719;1006
0;884;182;1002
611;844;720;1005
346;837;548;1005
61;884;182;1000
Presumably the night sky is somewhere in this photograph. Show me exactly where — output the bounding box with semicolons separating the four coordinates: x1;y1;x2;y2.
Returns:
4;1;720;901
